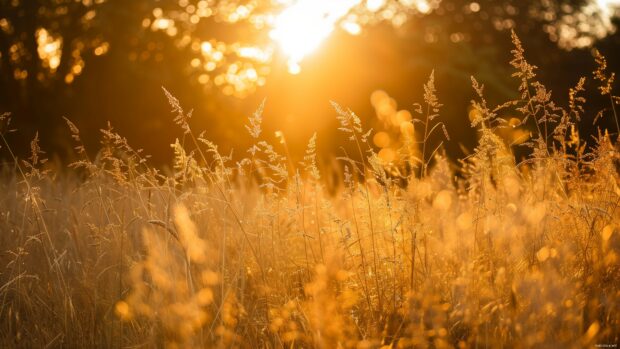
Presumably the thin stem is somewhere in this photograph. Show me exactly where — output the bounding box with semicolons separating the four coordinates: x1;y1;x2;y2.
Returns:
609;94;620;137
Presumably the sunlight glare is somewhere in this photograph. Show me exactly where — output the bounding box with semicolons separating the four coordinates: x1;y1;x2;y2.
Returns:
554;0;620;49
366;0;385;12
596;0;620;17
598;0;620;10
270;0;361;74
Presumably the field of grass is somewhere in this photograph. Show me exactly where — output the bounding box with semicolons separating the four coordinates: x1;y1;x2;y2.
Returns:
0;32;619;348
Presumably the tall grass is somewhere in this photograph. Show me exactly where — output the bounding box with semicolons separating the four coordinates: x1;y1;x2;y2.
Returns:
0;31;619;348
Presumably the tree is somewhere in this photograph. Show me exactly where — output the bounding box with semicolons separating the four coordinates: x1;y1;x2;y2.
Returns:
0;0;617;161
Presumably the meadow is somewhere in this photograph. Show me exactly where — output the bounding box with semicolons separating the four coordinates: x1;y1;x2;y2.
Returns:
0;32;618;348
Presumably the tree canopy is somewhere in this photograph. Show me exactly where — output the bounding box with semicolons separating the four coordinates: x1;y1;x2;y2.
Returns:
1;0;619;162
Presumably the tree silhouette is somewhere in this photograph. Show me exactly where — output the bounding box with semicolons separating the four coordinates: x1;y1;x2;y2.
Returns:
0;0;617;161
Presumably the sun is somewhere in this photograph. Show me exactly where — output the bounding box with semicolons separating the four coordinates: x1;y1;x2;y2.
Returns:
269;0;361;74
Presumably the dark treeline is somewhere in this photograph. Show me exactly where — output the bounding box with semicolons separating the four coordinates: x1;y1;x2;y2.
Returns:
1;0;619;165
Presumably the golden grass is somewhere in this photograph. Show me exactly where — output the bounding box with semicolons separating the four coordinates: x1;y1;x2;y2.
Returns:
0;31;619;348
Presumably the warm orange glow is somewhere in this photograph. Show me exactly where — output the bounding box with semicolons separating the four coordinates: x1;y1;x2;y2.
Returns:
36;28;62;72
270;0;361;74
3;2;620;347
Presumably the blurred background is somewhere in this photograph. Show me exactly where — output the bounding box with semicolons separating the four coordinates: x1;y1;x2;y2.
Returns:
1;0;619;166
